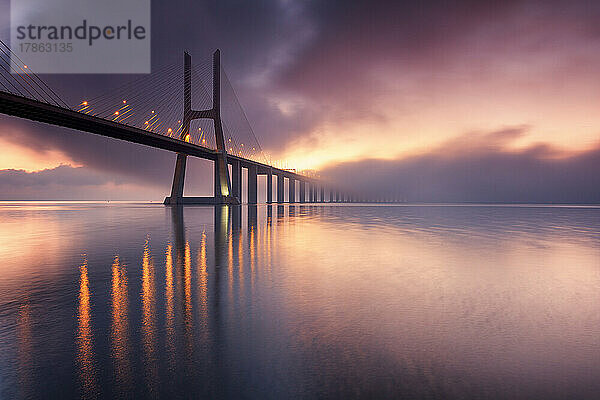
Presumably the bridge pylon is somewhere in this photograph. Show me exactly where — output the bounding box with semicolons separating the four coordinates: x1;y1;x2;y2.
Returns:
164;50;239;205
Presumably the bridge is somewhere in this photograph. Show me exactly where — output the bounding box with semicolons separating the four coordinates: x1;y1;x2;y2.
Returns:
0;40;374;204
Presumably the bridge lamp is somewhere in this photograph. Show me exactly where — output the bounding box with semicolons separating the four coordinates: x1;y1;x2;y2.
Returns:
184;134;190;142
167;128;172;133
151;110;155;114
122;100;127;104
23;65;28;69
202;139;206;144
114;111;119;115
82;101;88;106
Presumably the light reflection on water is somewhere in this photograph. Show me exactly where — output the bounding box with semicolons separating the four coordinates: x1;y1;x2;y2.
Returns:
77;258;97;399
0;203;599;399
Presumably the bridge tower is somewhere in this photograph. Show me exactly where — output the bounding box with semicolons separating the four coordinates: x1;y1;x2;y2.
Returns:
165;50;239;205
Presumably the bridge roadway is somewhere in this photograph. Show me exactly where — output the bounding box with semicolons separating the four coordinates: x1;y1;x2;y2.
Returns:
0;91;339;203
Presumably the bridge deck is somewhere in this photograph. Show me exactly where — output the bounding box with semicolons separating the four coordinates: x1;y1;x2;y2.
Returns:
0;91;314;182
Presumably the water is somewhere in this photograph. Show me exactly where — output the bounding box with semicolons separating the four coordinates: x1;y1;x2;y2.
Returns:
1;202;599;399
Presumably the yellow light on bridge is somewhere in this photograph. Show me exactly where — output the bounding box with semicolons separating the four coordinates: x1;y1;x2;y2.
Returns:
114;111;119;115
151;110;155;114
122;100;126;104
23;65;28;69
184;134;190;142
145;121;149;124
178;120;181;124
202;139;206;143
167;128;172;133
82;101;88;106
228;138;231;142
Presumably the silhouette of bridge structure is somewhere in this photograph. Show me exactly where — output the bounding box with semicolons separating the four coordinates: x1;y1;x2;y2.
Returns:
0;40;383;204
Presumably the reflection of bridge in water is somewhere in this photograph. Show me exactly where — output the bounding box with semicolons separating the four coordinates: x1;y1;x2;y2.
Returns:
71;204;325;398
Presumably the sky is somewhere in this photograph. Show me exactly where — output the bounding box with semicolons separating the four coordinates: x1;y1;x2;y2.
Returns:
0;0;599;202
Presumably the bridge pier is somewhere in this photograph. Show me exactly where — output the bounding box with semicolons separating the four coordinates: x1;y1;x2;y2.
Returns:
247;165;257;204
267;170;273;204
231;159;241;200
320;186;325;203
166;153;187;204
277;174;285;203
288;177;295;203
299;181;306;203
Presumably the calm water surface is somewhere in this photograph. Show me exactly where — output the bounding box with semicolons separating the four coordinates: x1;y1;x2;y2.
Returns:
1;202;599;399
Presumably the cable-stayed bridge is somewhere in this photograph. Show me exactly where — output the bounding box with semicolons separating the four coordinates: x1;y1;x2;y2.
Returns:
0;40;369;204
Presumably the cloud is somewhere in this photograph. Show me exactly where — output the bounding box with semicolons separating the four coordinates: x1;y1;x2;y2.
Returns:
0;117;217;191
2;125;599;203
321;126;600;203
2;0;600;201
0;117;218;198
0;164;161;200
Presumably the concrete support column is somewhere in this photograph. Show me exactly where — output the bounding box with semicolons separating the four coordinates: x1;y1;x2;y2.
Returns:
214;160;220;198
288;177;295;203
320;186;325;203
309;184;314;203
299;181;306;203
267;170;273;204
168;153;187;204
247;165;257;204
231;159;241;200
277;174;285;203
